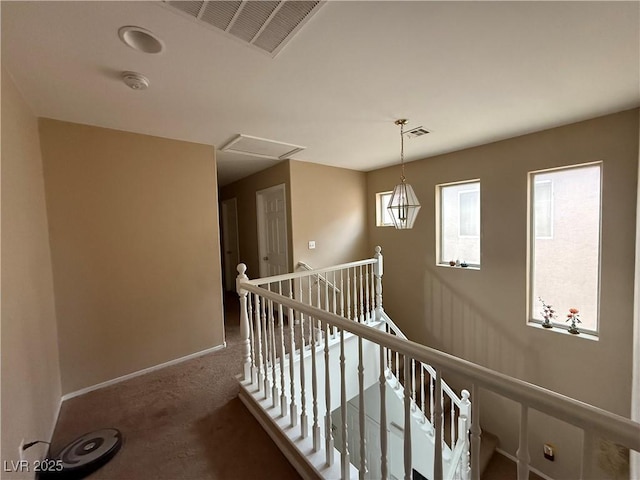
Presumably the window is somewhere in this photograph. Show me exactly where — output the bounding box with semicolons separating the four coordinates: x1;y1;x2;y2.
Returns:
376;191;394;227
459;190;480;237
438;180;480;267
529;163;601;333
534;180;553;238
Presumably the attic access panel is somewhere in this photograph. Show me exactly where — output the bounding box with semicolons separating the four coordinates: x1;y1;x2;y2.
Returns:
162;0;324;57
220;134;305;160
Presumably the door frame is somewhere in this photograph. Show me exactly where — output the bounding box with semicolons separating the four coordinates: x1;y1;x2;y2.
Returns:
256;183;289;278
221;197;240;292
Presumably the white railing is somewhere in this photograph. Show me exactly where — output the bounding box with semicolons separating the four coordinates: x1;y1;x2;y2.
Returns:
237;247;470;479
236;247;640;480
382;311;470;480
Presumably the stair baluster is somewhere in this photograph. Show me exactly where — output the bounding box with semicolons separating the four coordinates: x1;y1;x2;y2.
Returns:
278;283;287;417
430;373;435;430
359;265;365;323
299;280;308;437
470;384;481;480
268;287;278;407
248;293;256;383
339;270;345;320
434;369;443;480
324;265;330;313
347;267;352;322
364;264;371;322
254;293;264;396
374;246;383;322
420;366;426;424
379;345;388;480
288;280;298;428
411;359;417;412
261;293;270;399
340;328;350;480
324;320;334;466
358;335;367;479
311;316;320;452
307;277;313;345
403;356;412;480
331;271;342;338
451;392;455;448
516;404;530;480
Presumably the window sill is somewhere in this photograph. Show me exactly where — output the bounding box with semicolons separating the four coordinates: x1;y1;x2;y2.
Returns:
527;322;599;341
437;263;480;271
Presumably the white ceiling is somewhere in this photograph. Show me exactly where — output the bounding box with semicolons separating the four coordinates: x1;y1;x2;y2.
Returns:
3;1;639;186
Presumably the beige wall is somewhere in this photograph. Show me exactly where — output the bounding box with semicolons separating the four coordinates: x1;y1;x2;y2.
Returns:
632;114;640;479
220;160;369;284
220;160;292;281
38;119;224;395
367;109;638;479
290;161;369;268
1;70;62;471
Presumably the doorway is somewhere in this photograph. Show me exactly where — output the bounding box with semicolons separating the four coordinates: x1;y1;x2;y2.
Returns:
256;183;289;277
221;197;240;292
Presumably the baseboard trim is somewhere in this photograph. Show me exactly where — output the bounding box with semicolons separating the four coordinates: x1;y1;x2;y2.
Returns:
495;448;555;480
61;342;227;401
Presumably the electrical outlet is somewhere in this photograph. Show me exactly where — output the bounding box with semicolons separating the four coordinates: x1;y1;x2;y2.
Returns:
544;443;555;461
308;240;316;249
19;439;25;461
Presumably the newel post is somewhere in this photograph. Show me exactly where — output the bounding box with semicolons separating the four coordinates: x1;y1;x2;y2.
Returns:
459;390;472;480
236;263;252;382
374;246;384;322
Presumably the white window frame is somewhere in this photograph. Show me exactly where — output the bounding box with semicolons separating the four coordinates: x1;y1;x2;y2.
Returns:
436;179;481;268
528;162;602;335
376;191;394;227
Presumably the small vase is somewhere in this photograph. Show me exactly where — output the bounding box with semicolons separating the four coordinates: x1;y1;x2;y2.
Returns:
568;319;580;335
542;320;553;329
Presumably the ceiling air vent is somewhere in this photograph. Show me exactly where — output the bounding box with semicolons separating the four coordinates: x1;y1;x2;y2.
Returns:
405;126;430;139
221;134;305;160
163;0;324;57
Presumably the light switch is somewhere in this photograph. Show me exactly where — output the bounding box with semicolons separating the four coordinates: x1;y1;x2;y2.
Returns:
308;240;316;249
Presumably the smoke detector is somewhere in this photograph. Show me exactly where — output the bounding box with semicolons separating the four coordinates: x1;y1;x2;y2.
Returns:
122;71;150;90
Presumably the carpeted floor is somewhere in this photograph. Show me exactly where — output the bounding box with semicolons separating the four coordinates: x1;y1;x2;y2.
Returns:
49;293;301;480
50;292;537;480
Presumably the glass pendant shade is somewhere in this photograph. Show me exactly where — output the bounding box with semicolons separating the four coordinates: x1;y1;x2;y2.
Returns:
388;180;421;229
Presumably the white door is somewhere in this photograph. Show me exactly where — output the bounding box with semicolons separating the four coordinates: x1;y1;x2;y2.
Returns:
256;184;289;277
221;198;240;292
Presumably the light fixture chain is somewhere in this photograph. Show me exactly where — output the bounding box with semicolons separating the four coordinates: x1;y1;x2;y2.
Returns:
399;120;405;181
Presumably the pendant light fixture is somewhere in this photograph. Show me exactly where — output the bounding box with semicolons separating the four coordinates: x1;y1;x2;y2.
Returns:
387;119;421;229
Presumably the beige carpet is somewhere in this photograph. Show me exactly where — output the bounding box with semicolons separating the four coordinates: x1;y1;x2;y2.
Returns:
49;293;301;480
50;292;538;480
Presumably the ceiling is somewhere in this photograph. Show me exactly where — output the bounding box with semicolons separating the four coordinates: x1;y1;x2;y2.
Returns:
3;1;639;186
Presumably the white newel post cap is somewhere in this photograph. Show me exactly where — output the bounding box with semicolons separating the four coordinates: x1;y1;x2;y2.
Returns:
374;246;383;276
236;263;248;294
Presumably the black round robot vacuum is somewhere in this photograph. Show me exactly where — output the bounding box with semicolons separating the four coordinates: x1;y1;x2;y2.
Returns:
38;428;122;480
